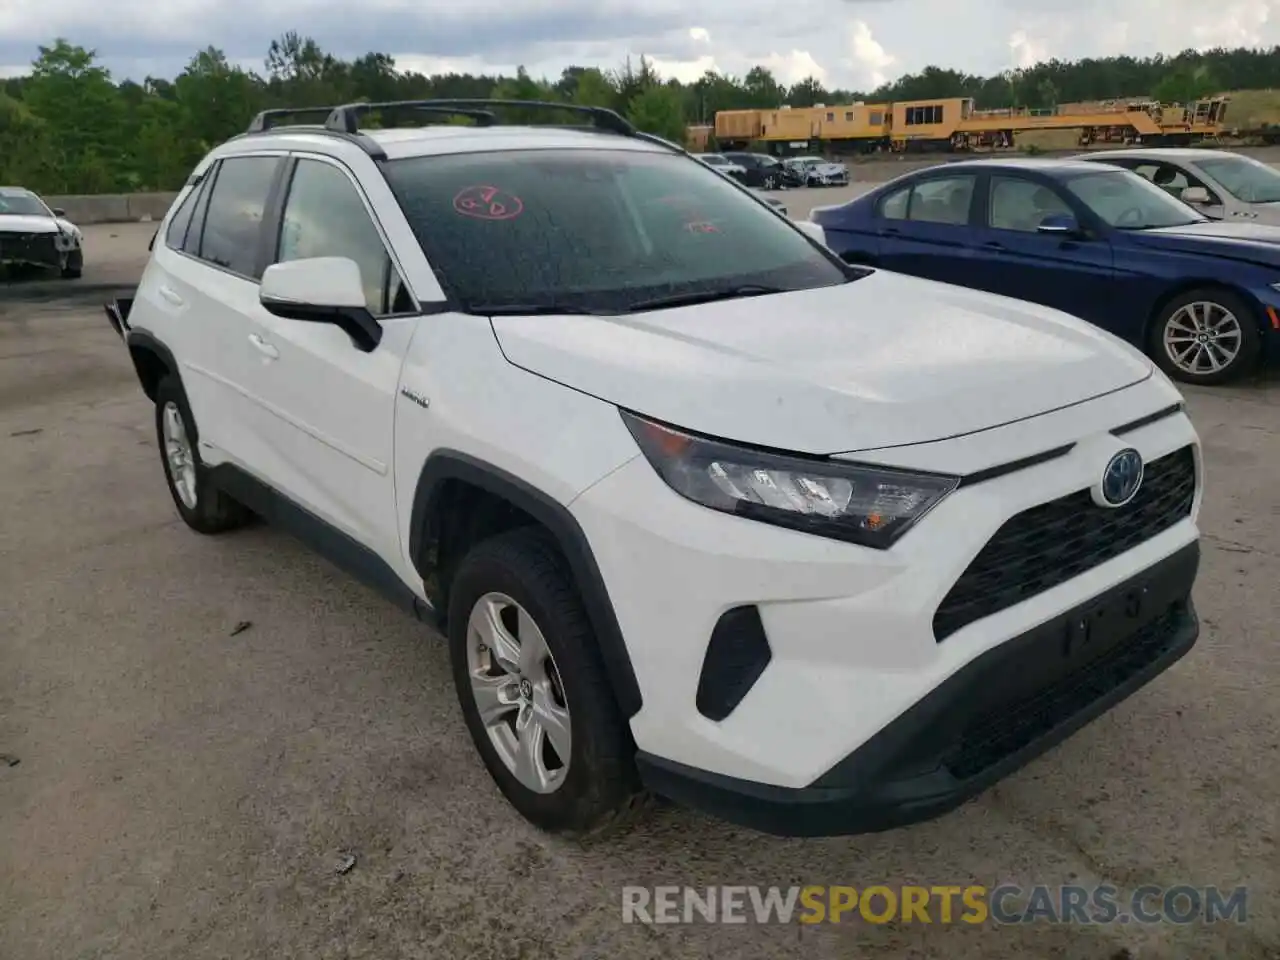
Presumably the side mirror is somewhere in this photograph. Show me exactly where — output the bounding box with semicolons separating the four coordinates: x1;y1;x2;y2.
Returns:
51;207;66;217
795;219;827;245
259;257;382;352
1037;213;1081;236
1181;186;1211;205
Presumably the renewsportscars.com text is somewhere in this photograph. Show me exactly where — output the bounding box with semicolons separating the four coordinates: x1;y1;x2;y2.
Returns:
621;884;1249;925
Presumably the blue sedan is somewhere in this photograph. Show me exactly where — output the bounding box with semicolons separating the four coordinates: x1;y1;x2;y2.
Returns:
809;158;1280;385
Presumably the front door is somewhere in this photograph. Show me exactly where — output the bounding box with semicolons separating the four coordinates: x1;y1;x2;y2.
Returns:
245;155;419;564
966;174;1115;322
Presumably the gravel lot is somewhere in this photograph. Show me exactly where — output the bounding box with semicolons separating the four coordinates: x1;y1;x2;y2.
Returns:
1;201;1278;960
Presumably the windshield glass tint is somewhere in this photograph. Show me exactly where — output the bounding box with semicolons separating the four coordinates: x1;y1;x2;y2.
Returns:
383;148;849;313
1063;170;1204;229
0;189;50;217
1195;155;1280;203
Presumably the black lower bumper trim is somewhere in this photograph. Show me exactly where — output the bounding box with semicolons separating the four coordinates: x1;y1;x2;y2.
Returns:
636;541;1200;837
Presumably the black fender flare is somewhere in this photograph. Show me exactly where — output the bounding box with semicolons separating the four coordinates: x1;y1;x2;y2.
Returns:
124;328;180;404
410;450;643;718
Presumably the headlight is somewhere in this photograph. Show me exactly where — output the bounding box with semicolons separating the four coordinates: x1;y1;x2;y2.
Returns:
620;411;959;549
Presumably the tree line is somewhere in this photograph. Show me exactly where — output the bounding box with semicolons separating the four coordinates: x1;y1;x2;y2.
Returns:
3;36;1280;195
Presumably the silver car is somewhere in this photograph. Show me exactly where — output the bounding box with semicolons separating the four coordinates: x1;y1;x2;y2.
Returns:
1072;148;1280;224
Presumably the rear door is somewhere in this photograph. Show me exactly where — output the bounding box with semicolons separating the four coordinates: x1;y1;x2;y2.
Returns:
137;153;286;468
966;173;1116;321
875;173;980;285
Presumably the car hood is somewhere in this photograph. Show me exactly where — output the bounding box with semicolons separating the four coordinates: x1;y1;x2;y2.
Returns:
814;162;847;173
0;214;58;234
1127;220;1280;264
490;270;1153;454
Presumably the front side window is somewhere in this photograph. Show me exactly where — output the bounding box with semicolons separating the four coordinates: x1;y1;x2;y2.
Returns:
383;148;851;314
1063;170;1206;229
0;188;51;217
276;159;411;316
988;176;1073;232
197;156;281;277
1194;155;1280;204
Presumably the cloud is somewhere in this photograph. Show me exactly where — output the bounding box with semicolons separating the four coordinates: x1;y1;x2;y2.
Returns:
1;0;1278;94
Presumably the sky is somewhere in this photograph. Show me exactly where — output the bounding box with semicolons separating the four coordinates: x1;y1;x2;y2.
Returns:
0;0;1276;91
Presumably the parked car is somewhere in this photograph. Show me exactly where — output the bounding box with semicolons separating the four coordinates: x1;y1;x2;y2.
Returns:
810;157;1280;385
721;152;793;190
784;156;850;187
106;102;1201;840
0;186;84;278
1071;148;1280;226
694;153;747;184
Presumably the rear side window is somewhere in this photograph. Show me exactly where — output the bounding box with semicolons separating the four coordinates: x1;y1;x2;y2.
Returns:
196;156;280;278
383;148;849;312
907;176;976;225
880;186;909;219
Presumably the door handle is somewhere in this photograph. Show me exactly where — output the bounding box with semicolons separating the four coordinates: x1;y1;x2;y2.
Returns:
158;286;184;306
983;240;1006;250
882;227;901;236
248;333;279;359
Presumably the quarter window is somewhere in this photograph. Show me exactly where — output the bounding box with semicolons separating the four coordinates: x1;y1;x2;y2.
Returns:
164;181;202;250
197;156;280;277
276;159;411;316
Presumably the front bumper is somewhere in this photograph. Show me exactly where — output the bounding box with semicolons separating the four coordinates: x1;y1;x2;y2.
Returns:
638;542;1199;836
570;376;1201;830
0;230;61;268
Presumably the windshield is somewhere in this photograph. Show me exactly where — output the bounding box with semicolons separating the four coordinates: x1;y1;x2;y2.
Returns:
0;188;51;217
383;148;851;314
1063;170;1205;229
700;155;728;165
1194;155;1280;204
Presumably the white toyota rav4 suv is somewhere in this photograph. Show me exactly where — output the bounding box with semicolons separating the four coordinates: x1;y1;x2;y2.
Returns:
106;100;1203;838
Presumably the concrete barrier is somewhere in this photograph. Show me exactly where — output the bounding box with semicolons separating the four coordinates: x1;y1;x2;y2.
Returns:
44;193;180;226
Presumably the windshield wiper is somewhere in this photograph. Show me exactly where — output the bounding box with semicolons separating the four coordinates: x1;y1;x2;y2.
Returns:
466;303;618;317
625;285;787;312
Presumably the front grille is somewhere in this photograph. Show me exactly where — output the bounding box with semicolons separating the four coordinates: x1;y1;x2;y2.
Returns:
944;604;1186;779
933;445;1196;641
0;232;57;262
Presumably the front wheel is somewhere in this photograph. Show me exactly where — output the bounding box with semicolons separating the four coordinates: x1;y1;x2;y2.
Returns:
448;527;644;838
61;249;83;279
1149;289;1261;386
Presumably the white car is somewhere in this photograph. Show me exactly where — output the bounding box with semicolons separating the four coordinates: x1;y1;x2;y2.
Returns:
785;156;850;187
105;101;1203;838
695;153;748;182
1073;148;1280;224
0;185;84;278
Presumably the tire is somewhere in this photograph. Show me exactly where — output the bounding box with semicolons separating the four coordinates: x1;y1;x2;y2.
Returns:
1148;287;1262;386
61;249;83;279
154;376;251;534
448;527;645;838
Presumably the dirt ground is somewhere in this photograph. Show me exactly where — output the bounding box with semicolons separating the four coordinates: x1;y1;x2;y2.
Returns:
1;202;1279;960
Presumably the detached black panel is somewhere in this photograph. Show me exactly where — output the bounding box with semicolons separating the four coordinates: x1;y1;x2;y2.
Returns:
696;606;772;721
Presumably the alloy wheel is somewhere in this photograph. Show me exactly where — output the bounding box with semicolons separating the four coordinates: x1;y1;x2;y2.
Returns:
465;591;572;794
1162;301;1244;377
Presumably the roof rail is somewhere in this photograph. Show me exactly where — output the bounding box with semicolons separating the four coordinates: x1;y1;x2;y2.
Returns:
246;107;335;133
323;99;637;137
